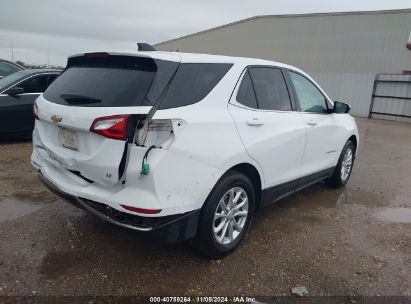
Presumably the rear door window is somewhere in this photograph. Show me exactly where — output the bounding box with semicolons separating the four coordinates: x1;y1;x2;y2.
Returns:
159;63;232;109
248;67;292;111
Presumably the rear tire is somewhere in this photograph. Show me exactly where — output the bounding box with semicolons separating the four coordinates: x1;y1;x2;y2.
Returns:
192;171;255;259
325;140;355;188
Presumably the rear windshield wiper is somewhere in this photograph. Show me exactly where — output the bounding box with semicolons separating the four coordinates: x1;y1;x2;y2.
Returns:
60;93;101;104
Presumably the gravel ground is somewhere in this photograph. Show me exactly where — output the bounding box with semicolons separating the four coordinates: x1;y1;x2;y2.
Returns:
0;117;410;298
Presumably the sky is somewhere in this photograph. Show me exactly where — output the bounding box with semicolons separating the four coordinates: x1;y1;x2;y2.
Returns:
1;0;410;66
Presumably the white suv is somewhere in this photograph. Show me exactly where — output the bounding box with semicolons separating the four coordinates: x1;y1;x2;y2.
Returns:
31;50;358;258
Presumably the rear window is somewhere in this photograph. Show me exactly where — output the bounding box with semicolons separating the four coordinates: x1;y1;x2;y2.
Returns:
44;56;158;107
159;63;232;109
44;57;231;109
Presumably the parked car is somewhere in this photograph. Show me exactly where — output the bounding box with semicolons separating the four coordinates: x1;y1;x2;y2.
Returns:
32;50;358;258
0;59;25;79
0;69;60;139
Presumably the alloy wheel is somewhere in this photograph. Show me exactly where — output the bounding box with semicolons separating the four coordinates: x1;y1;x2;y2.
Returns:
341;147;353;181
213;187;249;245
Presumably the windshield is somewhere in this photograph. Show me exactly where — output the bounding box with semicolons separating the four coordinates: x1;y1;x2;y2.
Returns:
0;70;26;91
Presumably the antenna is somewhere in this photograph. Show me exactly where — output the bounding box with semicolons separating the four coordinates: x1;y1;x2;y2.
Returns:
137;43;156;51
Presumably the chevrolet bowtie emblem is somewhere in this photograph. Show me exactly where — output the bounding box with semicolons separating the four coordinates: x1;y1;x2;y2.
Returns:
51;114;62;124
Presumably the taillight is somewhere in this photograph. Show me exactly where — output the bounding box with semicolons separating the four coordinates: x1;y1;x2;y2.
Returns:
120;204;161;214
33;100;39;119
90;115;130;140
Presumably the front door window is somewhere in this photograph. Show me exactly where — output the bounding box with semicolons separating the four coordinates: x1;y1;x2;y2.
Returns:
289;71;328;113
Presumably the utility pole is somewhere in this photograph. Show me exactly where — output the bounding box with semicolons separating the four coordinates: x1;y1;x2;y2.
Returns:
11;42;14;62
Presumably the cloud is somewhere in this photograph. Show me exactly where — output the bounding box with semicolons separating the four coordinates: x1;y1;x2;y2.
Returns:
0;0;410;65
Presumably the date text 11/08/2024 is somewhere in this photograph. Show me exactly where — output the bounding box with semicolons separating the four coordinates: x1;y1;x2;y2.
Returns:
149;296;257;303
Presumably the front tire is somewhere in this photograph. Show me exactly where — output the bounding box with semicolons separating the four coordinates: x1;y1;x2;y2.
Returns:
325;140;355;188
193;171;255;259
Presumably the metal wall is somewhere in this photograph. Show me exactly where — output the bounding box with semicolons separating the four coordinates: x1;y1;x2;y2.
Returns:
312;73;411;121
156;10;411;74
155;10;411;121
311;73;375;117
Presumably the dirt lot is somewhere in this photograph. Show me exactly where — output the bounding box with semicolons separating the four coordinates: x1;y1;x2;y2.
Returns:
0;117;410;298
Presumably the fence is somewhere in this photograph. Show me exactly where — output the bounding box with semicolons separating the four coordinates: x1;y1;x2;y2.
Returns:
369;74;411;123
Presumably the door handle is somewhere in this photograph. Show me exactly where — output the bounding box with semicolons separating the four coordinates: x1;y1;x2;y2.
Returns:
306;121;317;127
246;118;264;126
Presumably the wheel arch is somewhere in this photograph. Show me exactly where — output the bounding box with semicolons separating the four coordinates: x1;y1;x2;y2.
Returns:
227;163;263;213
348;134;358;154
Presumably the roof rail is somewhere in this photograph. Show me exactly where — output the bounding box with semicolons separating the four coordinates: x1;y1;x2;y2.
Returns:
137;43;156;51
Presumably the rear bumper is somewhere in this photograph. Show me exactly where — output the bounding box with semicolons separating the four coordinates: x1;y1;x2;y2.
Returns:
32;129;222;216
38;171;200;243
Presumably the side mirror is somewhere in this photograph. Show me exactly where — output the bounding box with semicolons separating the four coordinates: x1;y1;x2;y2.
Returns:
333;101;351;114
5;86;24;96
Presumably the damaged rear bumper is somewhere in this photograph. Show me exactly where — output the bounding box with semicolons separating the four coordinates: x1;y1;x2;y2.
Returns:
38;170;200;243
